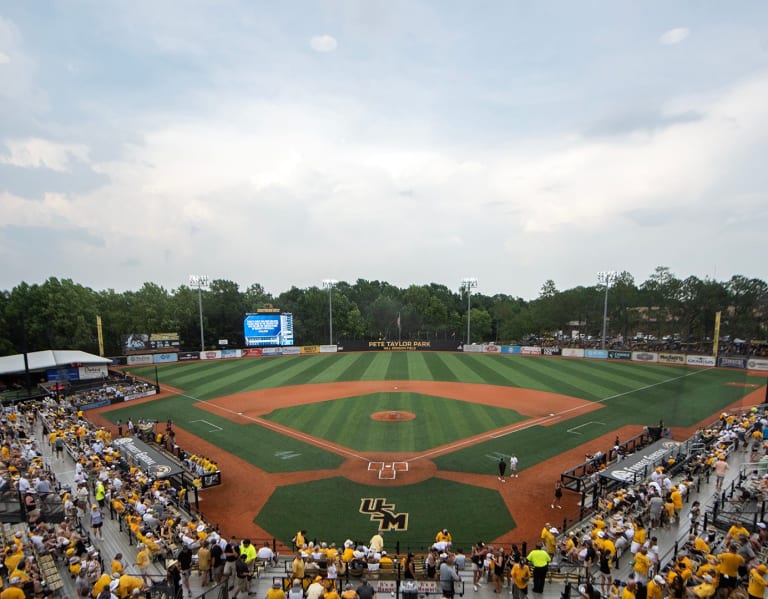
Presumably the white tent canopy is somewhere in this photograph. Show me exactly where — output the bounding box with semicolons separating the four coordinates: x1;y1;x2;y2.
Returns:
0;350;112;376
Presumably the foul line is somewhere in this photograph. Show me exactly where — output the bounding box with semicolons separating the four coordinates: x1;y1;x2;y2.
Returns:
567;421;605;435
178;393;368;462
191;419;223;432
410;367;712;462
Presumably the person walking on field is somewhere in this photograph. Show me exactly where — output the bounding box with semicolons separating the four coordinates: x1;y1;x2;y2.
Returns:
551;480;563;509
509;454;519;478
498;457;507;483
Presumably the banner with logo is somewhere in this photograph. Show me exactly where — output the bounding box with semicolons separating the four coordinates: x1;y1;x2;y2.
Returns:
112;436;183;479
127;355;153;366
221;349;241;359
632;351;659;363
46;367;80;382
747;359;768;372
600;439;680;483
124;390;157;401
584;349;608;359
301;346;320;354
718;357;747;369
462;344;484;353
608;351;632;360
281;347;301;355
319;345;338;353
242;348;263;357
658;353;685;364
79;364;109;379
562;348;585;358
501;345;522;354
521;346;542;355
686;355;716;367
153;353;178;364
178;352;199;361
199;350;222;361
542;347;562;356
262;347;283;356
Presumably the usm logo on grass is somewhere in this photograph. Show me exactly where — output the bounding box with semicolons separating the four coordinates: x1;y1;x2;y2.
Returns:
360;498;409;531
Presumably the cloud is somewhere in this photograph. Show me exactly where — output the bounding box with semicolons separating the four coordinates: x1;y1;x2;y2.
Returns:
0;52;9;64
310;34;338;53
0;138;90;172
659;27;690;45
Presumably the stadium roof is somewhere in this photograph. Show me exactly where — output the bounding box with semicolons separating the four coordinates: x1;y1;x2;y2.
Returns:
0;350;112;376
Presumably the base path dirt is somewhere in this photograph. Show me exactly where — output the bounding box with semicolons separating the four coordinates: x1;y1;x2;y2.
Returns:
90;379;766;550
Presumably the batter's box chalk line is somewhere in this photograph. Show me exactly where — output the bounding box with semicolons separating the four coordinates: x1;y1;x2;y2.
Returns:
368;461;409;480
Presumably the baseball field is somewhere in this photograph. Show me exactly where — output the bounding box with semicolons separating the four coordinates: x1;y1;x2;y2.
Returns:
89;352;765;551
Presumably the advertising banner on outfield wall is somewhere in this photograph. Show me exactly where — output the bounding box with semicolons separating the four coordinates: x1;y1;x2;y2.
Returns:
485;344;501;353
462;344;484;353
221;349;241;359
584;349;608;359
501;346;521;354
242;348;262;357
521;346;542;355
718;357;747;369
178;352;199;361
153;353;178;364
281;347;301;355
658;353;685;364
79;365;109;379
199;350;222;361
542;347;562;356
747;359;768;372
262;347;283;356
319;345;338;353
632;351;658;363
686;355;716;367
127;355;153;366
608;351;632;360
562;348;585;358
301;346;319;354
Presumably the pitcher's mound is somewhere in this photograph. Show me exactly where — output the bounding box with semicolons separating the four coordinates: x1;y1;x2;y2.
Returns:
371;410;416;422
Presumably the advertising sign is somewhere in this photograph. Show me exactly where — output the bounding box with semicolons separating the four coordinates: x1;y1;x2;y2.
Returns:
127;355;153;366
177;352;199;361
153;353;178;364
221;349;241;359
281;347;301;355
301;346;319;354
501;346;521;354
658;353;685;364
632;351;659;363
686;355;716;367
521;346;542;355
542;347;562;356
319;345;338;353
112;436;183;479
79;365;108;380
600;439;679;483
608;351;632;360
562;348;585;358
199;351;222;361
46;367;80;382
747;359;768;372
718;357;747;369
262;347;283;356
584;349;608;359
242;348;263;357
148;333;180;350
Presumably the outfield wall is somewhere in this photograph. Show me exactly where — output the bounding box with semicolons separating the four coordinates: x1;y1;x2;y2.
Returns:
116;342;768;374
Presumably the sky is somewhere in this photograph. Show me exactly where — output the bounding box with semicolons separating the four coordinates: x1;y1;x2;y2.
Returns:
1;1;767;300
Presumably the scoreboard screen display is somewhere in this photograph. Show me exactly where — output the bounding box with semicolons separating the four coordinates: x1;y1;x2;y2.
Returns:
244;313;294;347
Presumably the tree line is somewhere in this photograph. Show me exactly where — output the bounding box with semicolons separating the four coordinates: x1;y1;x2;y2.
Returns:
0;266;765;357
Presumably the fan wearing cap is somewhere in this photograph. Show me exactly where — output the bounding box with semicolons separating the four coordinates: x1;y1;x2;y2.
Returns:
1;576;25;599
687;574;716;598
748;564;768;599
266;581;286;599
306;576;325;599
134;543;151;585
646;575;665;599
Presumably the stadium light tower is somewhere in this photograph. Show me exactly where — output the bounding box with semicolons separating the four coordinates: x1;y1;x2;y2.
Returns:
597;271;617;350
460;277;478;344
322;279;338;345
189;275;209;352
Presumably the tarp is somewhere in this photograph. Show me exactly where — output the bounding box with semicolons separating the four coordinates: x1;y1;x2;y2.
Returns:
0;350;112;376
112;436;184;479
598;439;681;483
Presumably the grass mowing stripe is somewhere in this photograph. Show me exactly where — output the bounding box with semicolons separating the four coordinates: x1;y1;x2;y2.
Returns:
438;353;486;383
458;354;521;386
474;355;543;389
279;355;340;386
337;353;378;381
421;353;460;382
407;352;434;381
362;353;392;381
385;352;409;380
489;356;598;398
